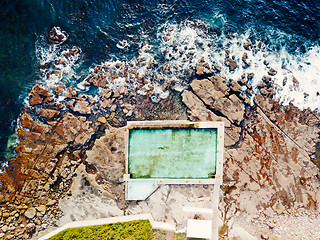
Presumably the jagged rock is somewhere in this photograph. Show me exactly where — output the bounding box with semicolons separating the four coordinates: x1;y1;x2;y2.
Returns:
196;57;214;76
260;88;268;96
243;39;252;50
36;205;46;215
229;79;242;93
28;84;52;106
209;75;229;95
98;117;107;123
292;76;299;90
100;89;112;99
37;108;60;120
238;78;246;86
190;79;244;125
238;92;251;106
26;223;36;233
224;57;238;71
85;126;126;182
190;79;225;106
247;73;254;80
268;68;277;76
262;75;272;87
181;90;231;127
67;95;95;115
257;81;267;89
65;86;78;99
24;207;36;219
213;64;222;72
73;100;92;114
242;52;251;66
52;85;65;95
47;26;68;44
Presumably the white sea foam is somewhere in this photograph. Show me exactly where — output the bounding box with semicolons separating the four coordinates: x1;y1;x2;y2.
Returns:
35;40;83;88
36;21;320;111
153;21;320;110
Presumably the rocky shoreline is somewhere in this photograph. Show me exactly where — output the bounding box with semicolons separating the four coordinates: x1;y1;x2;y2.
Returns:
0;27;319;239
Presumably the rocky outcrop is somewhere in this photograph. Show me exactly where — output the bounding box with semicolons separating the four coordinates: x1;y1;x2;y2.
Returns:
190;78;244;125
0;81;99;238
181;90;231;127
224;50;238;71
47;27;68;45
0;37;319;239
195;57;214;76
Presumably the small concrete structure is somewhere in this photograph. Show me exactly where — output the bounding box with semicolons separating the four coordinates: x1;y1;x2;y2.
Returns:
187;219;212;239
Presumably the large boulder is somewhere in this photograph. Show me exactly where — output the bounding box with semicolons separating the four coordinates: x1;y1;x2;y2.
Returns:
190;79;244;125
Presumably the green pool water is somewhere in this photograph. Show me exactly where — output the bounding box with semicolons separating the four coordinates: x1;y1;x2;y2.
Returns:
128;128;217;179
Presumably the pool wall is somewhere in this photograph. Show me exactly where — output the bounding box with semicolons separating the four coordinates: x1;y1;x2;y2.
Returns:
124;120;224;200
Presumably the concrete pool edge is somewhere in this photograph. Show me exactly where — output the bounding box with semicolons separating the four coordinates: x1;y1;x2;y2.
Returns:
124;120;225;201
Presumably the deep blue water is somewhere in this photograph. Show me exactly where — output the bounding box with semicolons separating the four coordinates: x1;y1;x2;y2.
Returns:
1;0;320;163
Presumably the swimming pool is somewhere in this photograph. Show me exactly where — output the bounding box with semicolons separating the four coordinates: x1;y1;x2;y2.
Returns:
128;128;217;179
124;120;224;200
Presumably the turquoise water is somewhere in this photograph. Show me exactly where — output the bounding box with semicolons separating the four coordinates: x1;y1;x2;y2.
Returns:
128;128;217;179
126;180;157;200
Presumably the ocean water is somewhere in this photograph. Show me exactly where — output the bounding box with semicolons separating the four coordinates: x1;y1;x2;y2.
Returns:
1;0;320;163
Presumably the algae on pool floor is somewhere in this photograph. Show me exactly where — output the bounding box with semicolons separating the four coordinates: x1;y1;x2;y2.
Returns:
128;128;217;179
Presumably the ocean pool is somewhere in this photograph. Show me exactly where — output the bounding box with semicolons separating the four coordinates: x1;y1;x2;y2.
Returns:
128;128;217;179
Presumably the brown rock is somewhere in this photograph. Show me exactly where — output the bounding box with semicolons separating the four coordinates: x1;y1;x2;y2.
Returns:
213;64;222;72
238;78;246;86
65;86;78;99
260;88;268;96
268;68;277;76
28;84;51;106
181;90;231;127
224;57;238;71
292;76;299;90
52;85;65;95
73;100;92;114
98;117;107;123
196;57;214;76
47;26;68;44
26;223;36;233
243;39;252;50
20;112;34;129
190;79;244;125
247;73;254;80
24;207;36;219
229;79;242;93
257;81;267;89
242;52;251;66
85;127;126;182
209;75;229;95
37;108;60;120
